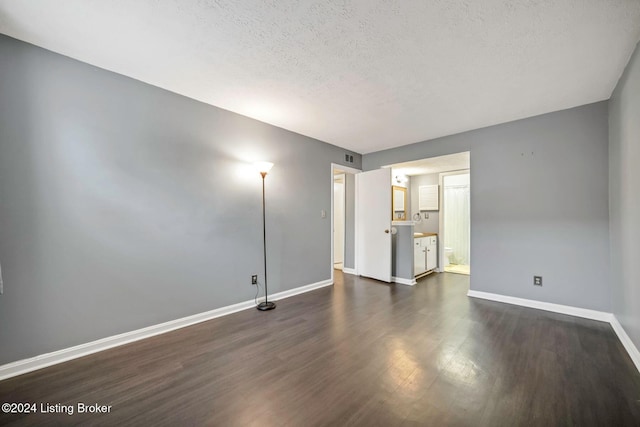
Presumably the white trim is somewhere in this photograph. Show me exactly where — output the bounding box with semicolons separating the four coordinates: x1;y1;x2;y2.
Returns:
415;269;436;280
353;172;359;276
342;267;357;275
333;173;346;268
330;164;334;283
332;163;362;175
392;276;417;286
467;290;640;374
610;315;640;373
4;279;638;382
331;163;361;282
268;279;333;301
438;173;444;274
391;221;415;226
467;290;612;322
0;278;333;381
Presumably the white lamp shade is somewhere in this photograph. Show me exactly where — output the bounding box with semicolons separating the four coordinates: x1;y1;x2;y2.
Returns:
254;161;274;174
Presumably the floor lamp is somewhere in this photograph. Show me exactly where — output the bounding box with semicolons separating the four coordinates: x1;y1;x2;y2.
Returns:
255;161;276;311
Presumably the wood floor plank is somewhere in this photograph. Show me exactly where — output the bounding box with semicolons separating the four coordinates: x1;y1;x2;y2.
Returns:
1;271;639;426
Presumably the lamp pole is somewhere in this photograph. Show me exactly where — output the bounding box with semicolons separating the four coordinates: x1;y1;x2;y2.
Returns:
256;164;276;311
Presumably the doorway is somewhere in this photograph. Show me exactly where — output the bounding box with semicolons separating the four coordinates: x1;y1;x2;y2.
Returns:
330;163;361;282
440;171;470;275
334;174;345;270
382;152;470;277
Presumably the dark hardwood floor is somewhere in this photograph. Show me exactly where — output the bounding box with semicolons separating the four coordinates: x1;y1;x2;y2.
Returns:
1;271;639;426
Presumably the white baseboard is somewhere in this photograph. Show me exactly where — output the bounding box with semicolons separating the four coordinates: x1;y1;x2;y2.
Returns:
342;268;356;275
467;290;640;374
268;279;333;301
0;278;333;381
5;281;637;381
467;290;613;322
610;315;640;373
392;276;417;286
415;270;436;280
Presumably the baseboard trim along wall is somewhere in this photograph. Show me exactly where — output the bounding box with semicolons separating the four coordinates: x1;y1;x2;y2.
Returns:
0;278;333;381
392;276;417;286
467;290;640;373
467;290;612;322
338;270;415;286
4;282;637;381
339;270;416;286
340;269;415;287
610;315;640;373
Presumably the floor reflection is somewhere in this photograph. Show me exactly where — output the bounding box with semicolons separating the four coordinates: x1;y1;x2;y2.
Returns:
387;337;422;393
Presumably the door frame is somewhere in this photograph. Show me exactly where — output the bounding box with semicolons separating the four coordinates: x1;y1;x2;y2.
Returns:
330;163;361;283
333;173;346;268
438;169;471;273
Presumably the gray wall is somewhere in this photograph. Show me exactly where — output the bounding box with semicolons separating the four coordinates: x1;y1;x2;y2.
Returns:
365;102;610;312
609;41;640;350
392;225;414;280
409;173;440;234
344;173;356;270
0;35;361;365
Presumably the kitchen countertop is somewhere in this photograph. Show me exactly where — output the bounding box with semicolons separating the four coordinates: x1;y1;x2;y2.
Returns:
414;232;437;238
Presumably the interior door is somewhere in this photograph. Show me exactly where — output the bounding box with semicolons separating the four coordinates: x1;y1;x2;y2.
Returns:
356;168;392;282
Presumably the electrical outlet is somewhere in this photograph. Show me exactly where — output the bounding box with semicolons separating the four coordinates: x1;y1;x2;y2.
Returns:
534;276;542;286
251;275;258;285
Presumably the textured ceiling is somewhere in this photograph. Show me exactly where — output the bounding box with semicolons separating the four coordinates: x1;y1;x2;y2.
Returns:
1;1;639;154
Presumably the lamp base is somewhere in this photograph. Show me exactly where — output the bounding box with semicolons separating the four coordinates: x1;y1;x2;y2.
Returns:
257;301;276;311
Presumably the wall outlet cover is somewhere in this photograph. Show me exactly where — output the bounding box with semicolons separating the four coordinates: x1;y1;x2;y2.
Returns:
534;276;543;286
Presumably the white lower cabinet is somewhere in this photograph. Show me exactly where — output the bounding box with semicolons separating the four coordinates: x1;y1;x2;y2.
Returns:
426;236;437;272
414;238;426;276
414;235;438;277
